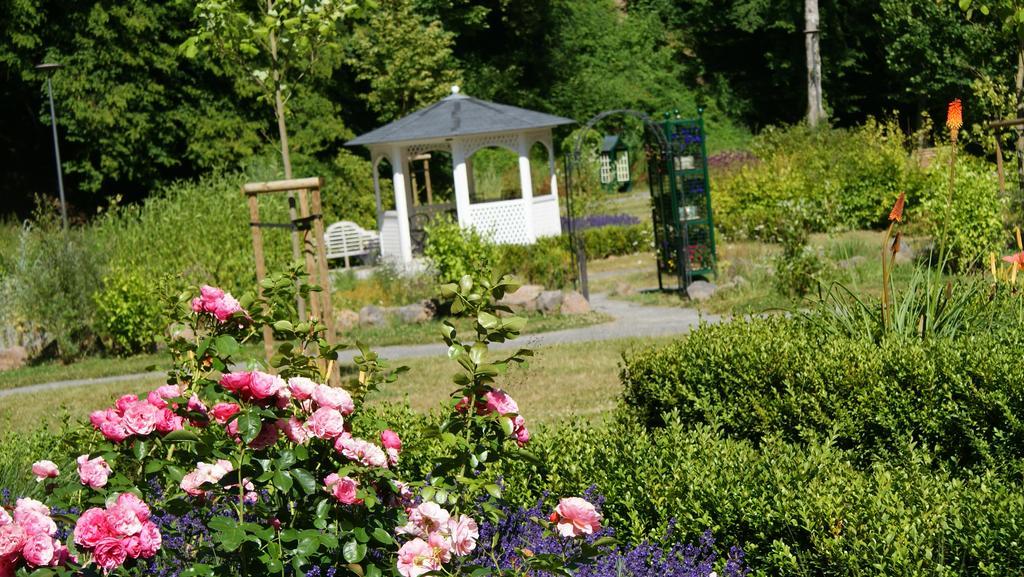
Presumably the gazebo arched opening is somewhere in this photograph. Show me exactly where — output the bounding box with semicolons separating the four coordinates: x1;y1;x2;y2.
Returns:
467;146;521;204
348;87;575;264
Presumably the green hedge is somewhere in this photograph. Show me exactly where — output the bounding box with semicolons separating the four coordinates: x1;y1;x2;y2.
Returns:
377;404;1024;576
712;122;927;238
619;316;1024;472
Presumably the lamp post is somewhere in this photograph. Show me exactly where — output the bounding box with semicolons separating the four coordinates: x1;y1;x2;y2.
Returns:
35;62;67;230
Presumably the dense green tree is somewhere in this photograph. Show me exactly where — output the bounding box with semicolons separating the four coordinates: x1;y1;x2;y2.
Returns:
0;0;264;208
347;0;463;123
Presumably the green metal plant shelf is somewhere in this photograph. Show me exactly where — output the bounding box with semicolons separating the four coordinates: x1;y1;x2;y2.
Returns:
648;110;717;292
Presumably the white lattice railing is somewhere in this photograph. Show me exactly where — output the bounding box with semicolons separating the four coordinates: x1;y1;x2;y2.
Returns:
467;199;529;244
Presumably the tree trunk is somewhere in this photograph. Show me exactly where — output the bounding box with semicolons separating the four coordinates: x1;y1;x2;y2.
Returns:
1015;42;1024;204
805;0;826;127
269;0;305;320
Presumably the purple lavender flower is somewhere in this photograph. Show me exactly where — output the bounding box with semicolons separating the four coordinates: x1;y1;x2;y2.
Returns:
563;214;641;231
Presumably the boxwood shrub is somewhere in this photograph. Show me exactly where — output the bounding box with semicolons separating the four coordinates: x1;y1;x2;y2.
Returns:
619;315;1024;471
384;406;1024;576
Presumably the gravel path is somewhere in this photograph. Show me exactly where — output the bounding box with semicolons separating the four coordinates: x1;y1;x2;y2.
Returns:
0;294;716;400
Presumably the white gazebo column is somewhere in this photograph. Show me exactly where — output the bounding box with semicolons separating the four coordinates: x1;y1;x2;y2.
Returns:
451;139;472;228
390;145;414;263
371;150;383;230
545;133;560;199
517;133;536;242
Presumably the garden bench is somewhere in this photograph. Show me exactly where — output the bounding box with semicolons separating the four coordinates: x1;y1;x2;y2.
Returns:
324;220;379;268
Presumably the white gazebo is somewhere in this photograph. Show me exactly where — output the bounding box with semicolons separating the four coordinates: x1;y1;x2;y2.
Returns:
347;87;575;264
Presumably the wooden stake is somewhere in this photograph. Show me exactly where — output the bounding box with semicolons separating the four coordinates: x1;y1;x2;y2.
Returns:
246;191;275;362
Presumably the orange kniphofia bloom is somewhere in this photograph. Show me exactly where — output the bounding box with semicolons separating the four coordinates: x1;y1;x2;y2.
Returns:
888;192;906;222
1002;251;1024;270
946;99;963;134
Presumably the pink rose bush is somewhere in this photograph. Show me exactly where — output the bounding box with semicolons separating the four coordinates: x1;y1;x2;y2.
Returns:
89;387;184;443
0;498;68;574
396;501;480;577
73;493;161;573
5;274;615;577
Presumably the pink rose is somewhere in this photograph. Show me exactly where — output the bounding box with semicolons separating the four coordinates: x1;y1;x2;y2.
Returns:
155;409;184;434
92;536;128;572
512;415;530;446
73;508;111;548
99;420;131;443
199;285;224;302
77;455;112;489
381;430;402;451
31;461;59;482
146;385;181;409
106;506;143;537
219;372;253;399
0;524;26;559
397;538;442;577
249;371;284;400
398;501;451;539
334;435;388;468
0;508;11;527
325;474;362;505
137;522;161;557
312;385;355;414
115;493;150;522
382;430;402;465
122;401;161;436
210;402;241;424
114;394;138;414
180;460;233;497
89;409;117;429
212;293;242;321
20;533;55;567
14;499;55;537
444;515;479;556
287;377;318;401
553;497;601;538
307;407;345;439
428;531;453;563
248;422;280;450
482;390;519;415
277;417;310;445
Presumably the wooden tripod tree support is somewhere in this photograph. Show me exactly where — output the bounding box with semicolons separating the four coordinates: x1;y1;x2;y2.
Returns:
243;177;338;385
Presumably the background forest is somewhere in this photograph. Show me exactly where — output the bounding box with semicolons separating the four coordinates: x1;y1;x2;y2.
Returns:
1;0;1020;223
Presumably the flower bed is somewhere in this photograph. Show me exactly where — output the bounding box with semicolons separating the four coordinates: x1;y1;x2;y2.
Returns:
0;267;745;577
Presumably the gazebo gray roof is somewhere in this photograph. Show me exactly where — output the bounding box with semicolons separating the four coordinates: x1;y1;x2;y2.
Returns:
347;91;575;147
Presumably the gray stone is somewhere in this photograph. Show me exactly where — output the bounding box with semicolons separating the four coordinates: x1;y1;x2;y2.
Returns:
359;305;387;327
892;239;915;265
0;346;28;372
498;284;544;312
837;255;867;270
537;290;564;315
560;291;591;315
685;280;717;302
335;309;360;332
396;300;436;324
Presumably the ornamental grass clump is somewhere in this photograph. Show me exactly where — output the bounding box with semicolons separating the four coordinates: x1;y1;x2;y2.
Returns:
0;265;616;577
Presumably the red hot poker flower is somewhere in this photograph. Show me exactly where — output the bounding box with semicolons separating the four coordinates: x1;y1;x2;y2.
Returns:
946;99;963;136
888;192;906;223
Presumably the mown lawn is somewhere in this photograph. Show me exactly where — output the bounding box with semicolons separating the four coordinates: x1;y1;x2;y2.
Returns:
589;230;927;315
0;336;675;438
0;312;611;392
